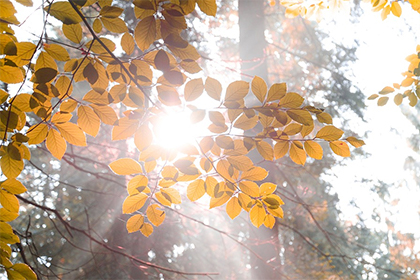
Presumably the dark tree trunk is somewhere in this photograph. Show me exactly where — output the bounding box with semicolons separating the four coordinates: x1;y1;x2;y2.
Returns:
238;0;281;279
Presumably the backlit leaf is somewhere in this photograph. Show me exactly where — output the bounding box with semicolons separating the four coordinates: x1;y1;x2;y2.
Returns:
289;141;306;165
225;81;249;101
187;179;205;201
226;197;241;219
77;105;100;137
391;1;402;17
196;0;217;16
304;140;323;160
62;23;83;43
0;208;19;222
377;96;389;106
205;77;222;101
279;92;304;108
394;93;403;105
264;214;276;229
209;194;230;209
0;66;23;84
46;129;67;160
239;181;259;197
241;166;268;181
146;204;165;227
140;222;153;237
134;16;156;51
26;124;48;145
329;141;351;157
121;32;135;55
233;114;258;130
315;125;344;141
227;155;253;171
259;182;276;196
111;117;139;141
90;104;118;125
256;141;274;161
44;43;70;61
184;78;204;101
274;140;289;159
101;17;127;33
267;83;287;102
0;190;19;213
134;124;153;151
109;158;142;175
346;136;365;148
122;193;148;214
46;1;82;24
56;122;87;146
251;76;267;103
1;179;27;194
127;175;149;195
126;214;144;233
250;203;266;228
316;112;333;124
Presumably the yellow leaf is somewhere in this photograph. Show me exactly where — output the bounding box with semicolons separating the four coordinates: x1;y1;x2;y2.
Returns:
127;175;149;195
259;182;276;196
56;122;87;146
62;23;83;44
196;0;217;16
267;83;287;102
289;141;306;165
122;193;148;214
256;141;274;161
287;109;313;126
53;112;73;125
0;208;19;222
101;17;127;33
379;86;395;95
0;66;23;84
205;176;218;197
251;76;267;103
109;158;142;175
226;197;242;219
394;93;404;105
155;191;171;206
46;128;66;160
239;181;260;197
377;96;389;106
346;136;365;148
227;155;253;171
146;204;165;227
225;81;249;101
10;42;36;67
391;1;402;16
134;15;156;51
140;222;154;237
264;214;276;229
205;77;222;101
134;124;153;151
9;264;37;280
121;32;135;55
209;193;231;209
46;1;82;24
55;76;73;98
111;117;139;141
216;159;237;181
187;179;205;201
329;140;350;157
126;214;144;233
241;166;268;181
304;140;323;160
1;179;27;194
77;105;100;137
184;78;204;101
381;5;390;20
0;190;19;213
279;92;304;108
274;140;289;159
267;205;284;218
161;188;181;204
92;18;102;33
316;112;333;124
26;123;48;145
157;85;181;106
208;111;225;126
233;114;258;130
250;203;266;228
60;99;78;113
90;104;118;125
44;43;70;61
283;123;302;135
315;125;344;141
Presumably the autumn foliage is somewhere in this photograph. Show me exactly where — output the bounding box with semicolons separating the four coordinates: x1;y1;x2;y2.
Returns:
4;0;407;278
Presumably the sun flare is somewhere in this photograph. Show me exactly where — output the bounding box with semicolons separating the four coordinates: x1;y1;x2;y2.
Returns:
152;110;202;150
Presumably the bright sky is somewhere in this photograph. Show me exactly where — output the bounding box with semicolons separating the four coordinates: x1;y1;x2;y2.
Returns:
318;3;420;235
